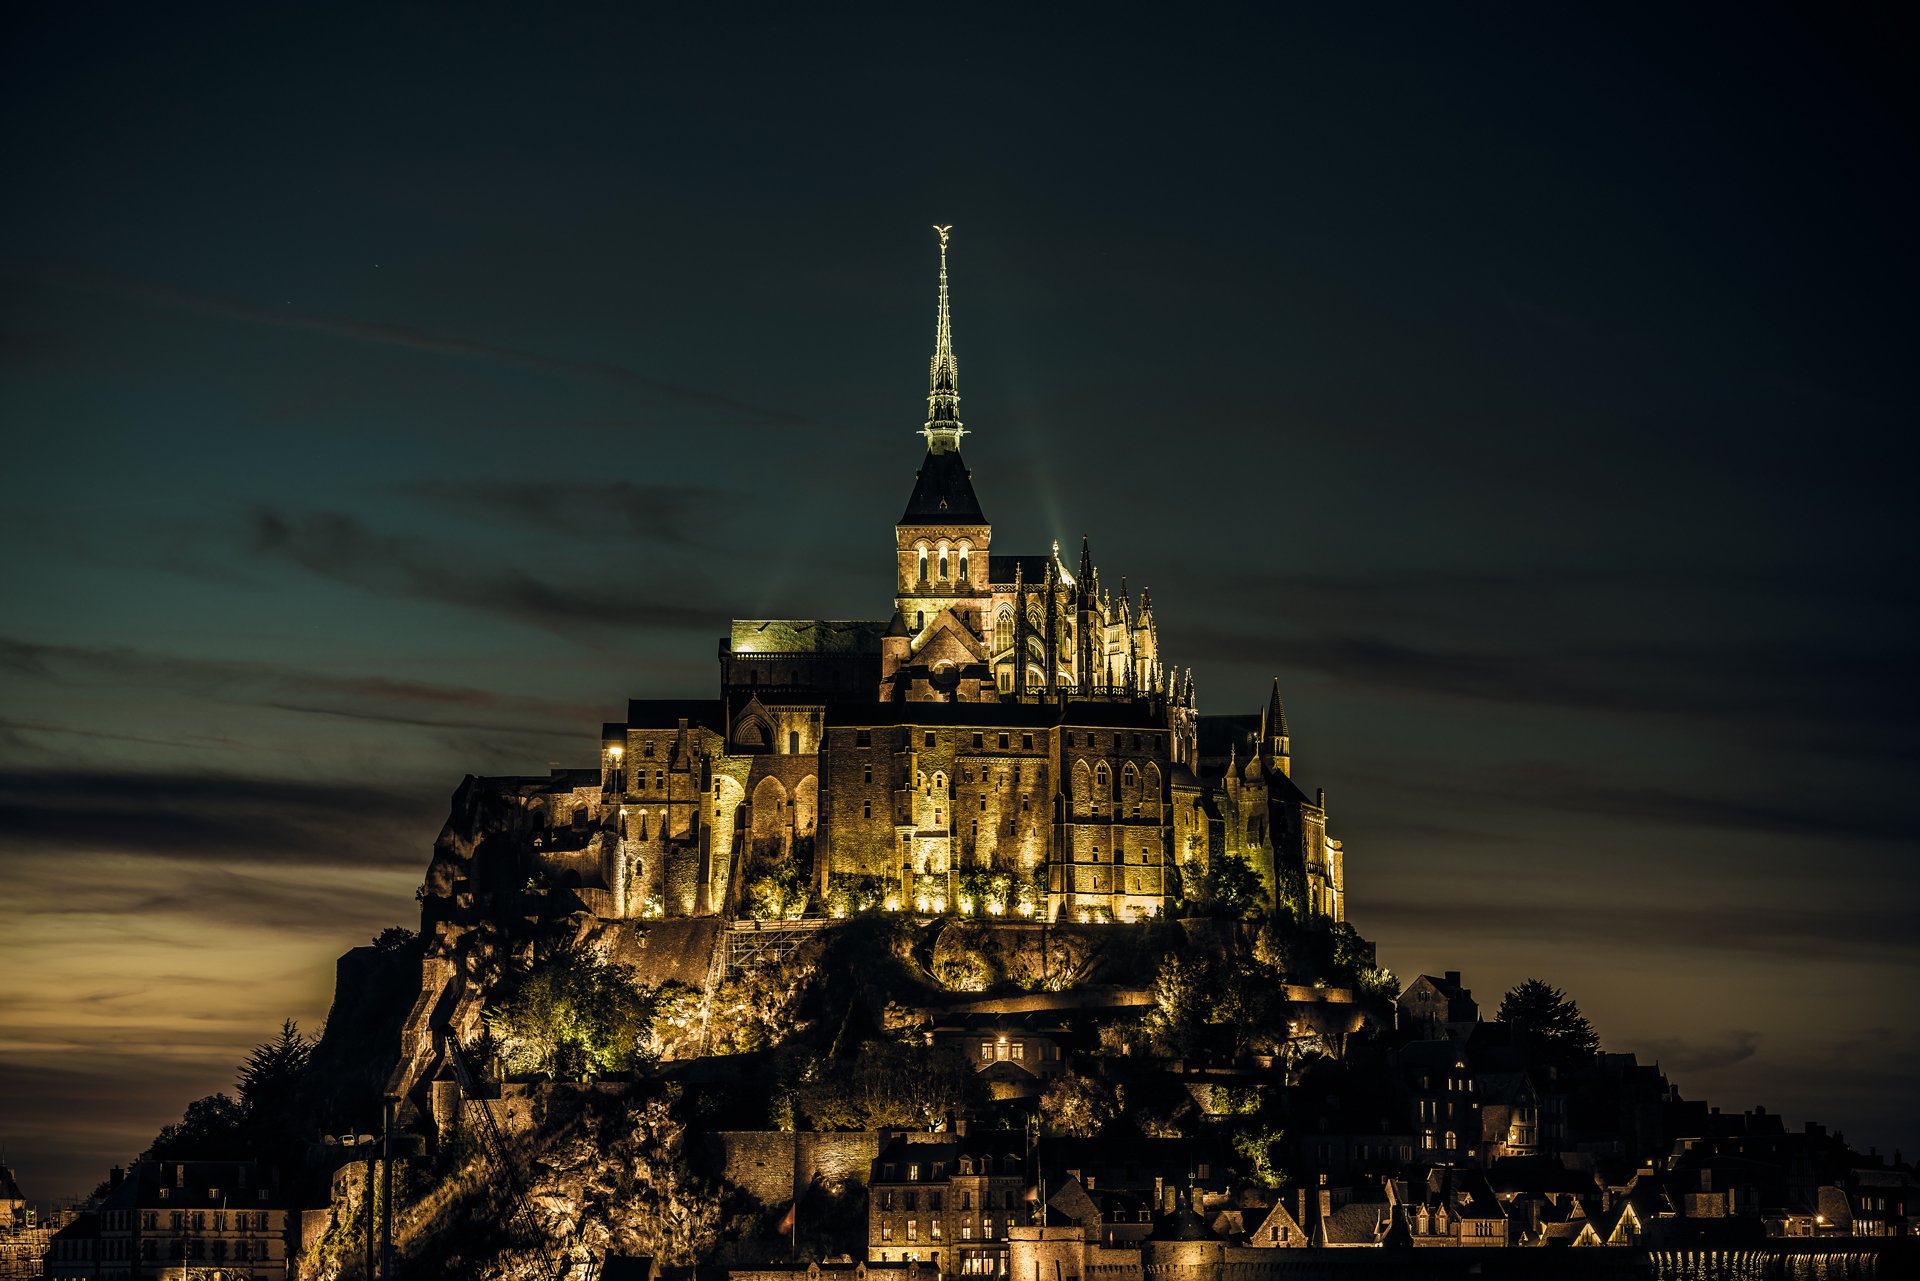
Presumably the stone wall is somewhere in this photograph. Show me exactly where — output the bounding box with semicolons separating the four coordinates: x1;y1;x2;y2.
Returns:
706;1131;886;1208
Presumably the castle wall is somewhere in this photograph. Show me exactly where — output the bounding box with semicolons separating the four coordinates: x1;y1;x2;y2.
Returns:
706;1131;885;1208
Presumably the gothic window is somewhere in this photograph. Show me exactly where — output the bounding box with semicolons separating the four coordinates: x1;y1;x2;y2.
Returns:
1095;762;1110;794
994;608;1013;654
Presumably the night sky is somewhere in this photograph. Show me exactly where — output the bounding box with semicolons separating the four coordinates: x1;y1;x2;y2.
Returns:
3;4;1915;1201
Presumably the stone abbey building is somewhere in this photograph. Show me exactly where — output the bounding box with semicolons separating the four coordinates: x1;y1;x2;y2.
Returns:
481;230;1347;927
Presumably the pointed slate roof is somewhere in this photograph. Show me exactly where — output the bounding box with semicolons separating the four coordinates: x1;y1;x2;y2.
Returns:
1262;678;1289;741
900;449;985;523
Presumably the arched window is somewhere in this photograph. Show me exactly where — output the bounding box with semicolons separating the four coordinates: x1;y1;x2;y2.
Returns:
957;549;970;582
994;608;1013;654
938;551;949;579
917;548;929;582
1094;762;1110;798
1121;763;1139;795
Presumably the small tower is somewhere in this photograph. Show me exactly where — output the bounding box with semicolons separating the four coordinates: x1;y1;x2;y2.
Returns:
1261;678;1292;777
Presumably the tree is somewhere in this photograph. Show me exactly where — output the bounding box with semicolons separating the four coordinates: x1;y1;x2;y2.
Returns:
1201;853;1265;917
239;1019;313;1162
1497;979;1599;1072
1141;952;1218;1058
794;1042;985;1130
1231;1124;1288;1188
486;944;664;1078
142;1093;248;1161
1040;1070;1119;1137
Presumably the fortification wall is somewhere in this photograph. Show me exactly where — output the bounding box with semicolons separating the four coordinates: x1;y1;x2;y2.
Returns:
707;1131;885;1208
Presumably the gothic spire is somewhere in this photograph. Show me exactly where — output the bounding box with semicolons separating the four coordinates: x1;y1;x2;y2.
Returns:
922;225;966;453
1262;677;1290;741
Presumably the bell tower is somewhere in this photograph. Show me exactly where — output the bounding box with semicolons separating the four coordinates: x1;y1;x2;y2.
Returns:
882;227;993;699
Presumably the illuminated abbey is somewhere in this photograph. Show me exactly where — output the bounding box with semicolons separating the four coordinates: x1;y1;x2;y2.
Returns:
490;230;1348;927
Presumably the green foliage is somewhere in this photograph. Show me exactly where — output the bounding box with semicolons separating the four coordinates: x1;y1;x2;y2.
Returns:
1138;942;1304;1061
372;926;418;952
1498;978;1600;1072
1200;853;1265;918
1040;1070;1118;1137
1355;966;1399;1000
239;1019;313;1162
1326;922;1376;975
745;844;811;920
956;866;1017;916
485;943;667;1077
790;1042;986;1130
824;872;890;917
1231;1124;1288;1188
142;1093;248;1161
707;946;821;1055
1141;952;1217;1058
932;953;992;992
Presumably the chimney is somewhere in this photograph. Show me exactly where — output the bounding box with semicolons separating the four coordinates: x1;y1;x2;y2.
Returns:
1444;971;1461;987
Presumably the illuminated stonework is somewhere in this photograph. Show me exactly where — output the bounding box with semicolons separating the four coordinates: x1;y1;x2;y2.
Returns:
555;230;1346;925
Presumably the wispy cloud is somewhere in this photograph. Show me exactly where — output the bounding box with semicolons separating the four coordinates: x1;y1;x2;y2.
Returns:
0;766;440;869
247;507;731;634
0;635;598;738
37;270;830;431
1362;896;1920;964
398;479;744;548
1636;1029;1764;1074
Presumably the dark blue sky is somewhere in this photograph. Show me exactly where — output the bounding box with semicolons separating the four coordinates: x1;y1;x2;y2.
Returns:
2;2;1915;1199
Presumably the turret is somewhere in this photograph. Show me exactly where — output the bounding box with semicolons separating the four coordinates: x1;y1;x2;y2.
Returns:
1262;678;1292;777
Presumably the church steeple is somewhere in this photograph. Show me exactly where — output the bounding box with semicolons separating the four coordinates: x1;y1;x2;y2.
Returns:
921;225;966;453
